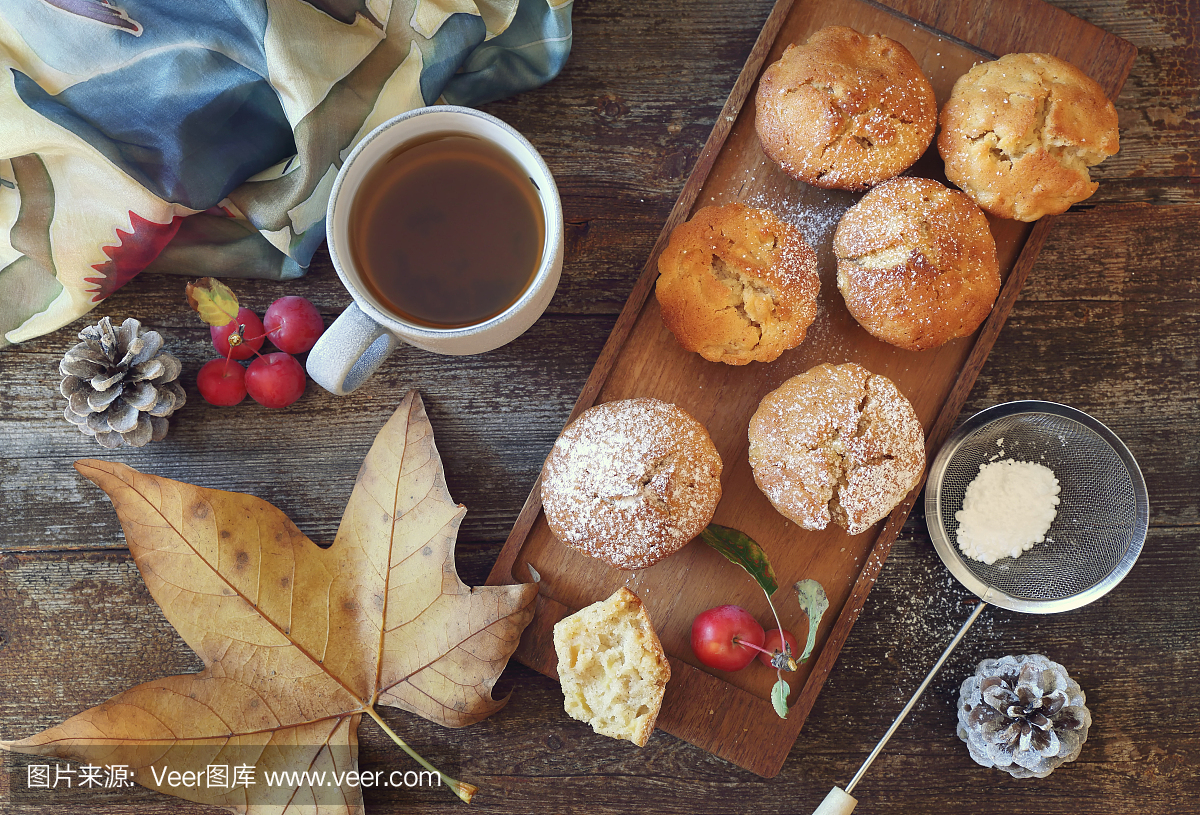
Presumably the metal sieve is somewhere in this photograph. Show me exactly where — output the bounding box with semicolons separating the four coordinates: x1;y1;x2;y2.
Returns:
925;400;1148;613
812;401;1149;815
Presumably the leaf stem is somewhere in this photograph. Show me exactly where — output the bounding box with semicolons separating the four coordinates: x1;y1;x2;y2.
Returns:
763;592;785;650
758;570;793;714
362;705;477;803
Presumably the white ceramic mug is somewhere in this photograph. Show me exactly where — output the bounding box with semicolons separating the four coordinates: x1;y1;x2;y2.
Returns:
307;106;564;396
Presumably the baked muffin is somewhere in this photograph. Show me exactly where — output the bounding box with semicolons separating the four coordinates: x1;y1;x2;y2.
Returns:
553;587;671;747
755;26;937;190
748;363;924;535
834;177;1000;351
655;202;820;365
541;398;722;569
938;52;1119;221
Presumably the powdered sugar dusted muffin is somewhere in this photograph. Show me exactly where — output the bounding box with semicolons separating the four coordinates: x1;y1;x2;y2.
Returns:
755;26;937;190
655;202;820;365
541;398;723;569
834;177;1000;351
748;363;924;534
938;52;1119;221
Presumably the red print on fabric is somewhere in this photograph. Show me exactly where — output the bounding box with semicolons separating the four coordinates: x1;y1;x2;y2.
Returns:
85;211;184;302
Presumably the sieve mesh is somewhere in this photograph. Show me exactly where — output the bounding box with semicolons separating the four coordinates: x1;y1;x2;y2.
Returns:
927;403;1148;613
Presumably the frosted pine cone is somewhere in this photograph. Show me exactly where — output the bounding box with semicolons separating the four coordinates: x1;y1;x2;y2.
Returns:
60;317;186;449
957;654;1091;778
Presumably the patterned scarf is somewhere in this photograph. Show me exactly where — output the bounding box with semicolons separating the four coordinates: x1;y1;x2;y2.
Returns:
0;0;573;347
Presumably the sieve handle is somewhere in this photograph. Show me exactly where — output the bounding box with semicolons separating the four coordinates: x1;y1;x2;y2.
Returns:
812;786;858;815
843;601;988;796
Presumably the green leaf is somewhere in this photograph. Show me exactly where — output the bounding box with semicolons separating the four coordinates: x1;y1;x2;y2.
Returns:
700;524;779;596
794;579;830;664
185;277;240;327
771;678;790;719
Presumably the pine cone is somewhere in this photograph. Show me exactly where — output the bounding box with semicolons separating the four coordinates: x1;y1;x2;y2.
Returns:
60;317;186;449
957;654;1092;778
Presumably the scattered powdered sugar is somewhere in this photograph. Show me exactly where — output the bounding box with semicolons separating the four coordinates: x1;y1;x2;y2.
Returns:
955;460;1061;565
744;185;854;254
866;544;1008;711
540;398;722;570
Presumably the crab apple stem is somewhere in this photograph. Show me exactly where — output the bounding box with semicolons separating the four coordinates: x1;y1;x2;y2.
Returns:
731;636;775;659
363;705;477;803
244;321;285;343
733;636;798;673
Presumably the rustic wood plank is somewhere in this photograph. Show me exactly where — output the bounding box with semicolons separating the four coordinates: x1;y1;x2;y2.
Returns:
1049;0;1200;182
3;205;1196;547
881;0;1137;96
3;520;1195;813
0;309;610;549
1086;177;1200;205
1;0;1197;811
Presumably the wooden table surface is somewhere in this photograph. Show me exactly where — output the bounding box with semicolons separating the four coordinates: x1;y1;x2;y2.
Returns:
1;0;1197;813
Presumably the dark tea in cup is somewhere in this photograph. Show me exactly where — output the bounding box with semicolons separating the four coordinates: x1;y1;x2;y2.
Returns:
349;134;545;329
311;106;563;394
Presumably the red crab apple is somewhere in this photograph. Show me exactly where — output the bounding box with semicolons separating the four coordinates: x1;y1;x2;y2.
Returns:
758;628;800;668
245;352;306;408
211;307;265;360
264;295;324;354
691;604;766;672
196;359;247;406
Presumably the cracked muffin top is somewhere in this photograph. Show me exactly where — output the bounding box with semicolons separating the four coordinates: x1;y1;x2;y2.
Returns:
834;177;1000;351
748;363;924;535
655;202;820;365
754;25;937;191
541;398;722;570
938;52;1119;221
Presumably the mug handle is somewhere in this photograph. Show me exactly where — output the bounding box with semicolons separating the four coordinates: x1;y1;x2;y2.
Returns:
306;302;397;396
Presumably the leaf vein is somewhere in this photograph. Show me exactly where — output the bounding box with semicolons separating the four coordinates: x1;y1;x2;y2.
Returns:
80;463;368;711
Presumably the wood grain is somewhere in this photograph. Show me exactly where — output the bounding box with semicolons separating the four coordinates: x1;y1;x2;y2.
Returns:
1;0;1197;811
0;315;610;549
3;519;1196;813
5;205;1195;549
882;0;1137;95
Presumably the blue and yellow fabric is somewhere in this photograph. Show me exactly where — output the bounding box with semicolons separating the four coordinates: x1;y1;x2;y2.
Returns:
0;0;573;348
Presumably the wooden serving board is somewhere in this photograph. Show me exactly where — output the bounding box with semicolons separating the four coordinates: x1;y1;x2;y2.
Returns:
487;0;1134;777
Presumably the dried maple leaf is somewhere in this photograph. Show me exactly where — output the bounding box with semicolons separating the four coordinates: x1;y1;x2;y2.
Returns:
0;391;537;810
